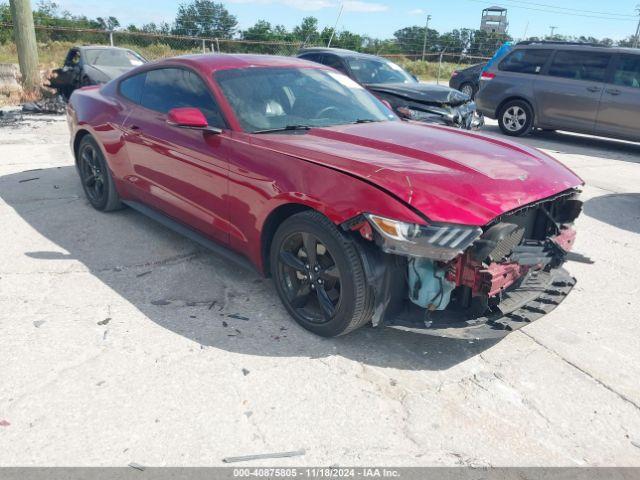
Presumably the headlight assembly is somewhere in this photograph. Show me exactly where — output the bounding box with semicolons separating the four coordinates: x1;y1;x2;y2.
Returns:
365;213;482;261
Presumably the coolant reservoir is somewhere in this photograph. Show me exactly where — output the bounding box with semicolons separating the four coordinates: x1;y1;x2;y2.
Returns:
408;258;455;310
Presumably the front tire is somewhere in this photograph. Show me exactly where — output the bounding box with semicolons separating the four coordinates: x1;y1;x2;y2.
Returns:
498;100;533;137
77;135;122;211
270;211;373;337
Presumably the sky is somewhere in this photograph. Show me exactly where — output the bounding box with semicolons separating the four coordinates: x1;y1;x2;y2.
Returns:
55;0;640;41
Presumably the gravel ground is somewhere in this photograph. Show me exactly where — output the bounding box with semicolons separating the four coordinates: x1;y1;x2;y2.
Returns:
1;114;639;466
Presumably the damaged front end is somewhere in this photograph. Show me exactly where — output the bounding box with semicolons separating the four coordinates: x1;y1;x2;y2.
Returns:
366;83;484;130
344;190;582;339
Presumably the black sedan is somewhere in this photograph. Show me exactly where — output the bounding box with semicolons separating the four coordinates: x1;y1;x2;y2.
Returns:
449;63;485;98
298;48;482;130
49;46;147;100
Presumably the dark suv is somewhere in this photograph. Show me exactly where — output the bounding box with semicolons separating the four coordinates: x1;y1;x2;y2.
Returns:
475;42;640;142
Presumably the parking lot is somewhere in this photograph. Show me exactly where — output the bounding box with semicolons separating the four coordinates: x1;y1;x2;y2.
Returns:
1;114;639;466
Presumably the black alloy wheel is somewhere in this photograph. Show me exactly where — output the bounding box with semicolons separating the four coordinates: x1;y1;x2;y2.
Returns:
271;211;374;337
77;135;122;211
79;141;106;206
278;231;342;324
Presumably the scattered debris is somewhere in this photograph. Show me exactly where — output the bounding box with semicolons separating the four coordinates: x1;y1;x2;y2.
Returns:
208;300;217;310
244;411;253;418
222;321;228;327
128;462;145;471
242;368;250;376
136;271;151;278
222;449;305;463
189;315;197;319
228;313;249;321
53;185;60;189
390;379;398;387
97;318;111;326
0;420;10;427
151;299;171;306
18;177;39;183
632;440;640;450
33;320;46;328
96;381;105;386
22;95;66;115
103;330;108;341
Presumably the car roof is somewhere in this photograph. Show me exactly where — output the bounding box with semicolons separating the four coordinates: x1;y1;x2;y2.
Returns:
76;45;136;52
146;54;328;75
512;43;637;54
298;47;386;61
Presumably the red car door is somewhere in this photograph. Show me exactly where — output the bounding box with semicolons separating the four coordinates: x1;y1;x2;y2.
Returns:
121;67;231;244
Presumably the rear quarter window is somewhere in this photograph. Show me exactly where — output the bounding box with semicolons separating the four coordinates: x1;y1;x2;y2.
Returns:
119;72;146;104
613;54;640;89
499;49;551;74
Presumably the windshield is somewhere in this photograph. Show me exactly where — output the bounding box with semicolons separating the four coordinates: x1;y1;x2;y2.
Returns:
215;67;397;133
83;49;146;68
346;57;416;85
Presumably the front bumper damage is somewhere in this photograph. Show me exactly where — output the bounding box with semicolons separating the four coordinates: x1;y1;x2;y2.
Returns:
345;190;582;339
396;101;484;130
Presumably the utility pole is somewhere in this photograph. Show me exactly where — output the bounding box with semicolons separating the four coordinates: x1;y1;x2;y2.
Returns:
9;0;40;92
549;26;557;38
633;5;640;49
421;14;432;62
327;2;344;48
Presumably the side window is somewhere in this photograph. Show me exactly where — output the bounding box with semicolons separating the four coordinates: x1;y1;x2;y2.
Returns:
141;68;225;127
499;49;551;74
613;54;640;89
548;51;612;82
322;55;348;75
299;53;323;65
119;72;146;104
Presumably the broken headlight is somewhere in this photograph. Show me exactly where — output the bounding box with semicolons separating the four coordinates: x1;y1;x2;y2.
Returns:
365;214;482;261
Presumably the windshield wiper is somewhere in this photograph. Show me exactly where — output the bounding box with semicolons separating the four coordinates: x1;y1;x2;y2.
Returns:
253;125;312;134
352;119;381;124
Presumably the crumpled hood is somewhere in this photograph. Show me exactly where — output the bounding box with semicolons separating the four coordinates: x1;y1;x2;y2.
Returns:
85;64;134;82
366;82;471;106
251;121;582;226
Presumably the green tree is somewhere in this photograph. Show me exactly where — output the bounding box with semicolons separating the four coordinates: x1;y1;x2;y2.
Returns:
293;16;318;44
393;26;439;56
173;0;238;38
242;20;274;41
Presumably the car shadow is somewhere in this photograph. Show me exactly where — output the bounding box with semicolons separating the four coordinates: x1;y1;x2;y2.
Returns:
480;124;640;164
583;193;640;234
2;165;501;372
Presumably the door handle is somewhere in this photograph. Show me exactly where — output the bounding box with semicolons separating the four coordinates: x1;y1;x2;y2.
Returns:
586;86;601;93
605;89;621;96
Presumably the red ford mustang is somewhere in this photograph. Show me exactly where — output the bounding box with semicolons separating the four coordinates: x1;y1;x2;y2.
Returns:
67;54;583;338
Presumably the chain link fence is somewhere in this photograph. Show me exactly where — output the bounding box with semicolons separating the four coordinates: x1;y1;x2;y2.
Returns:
0;22;498;93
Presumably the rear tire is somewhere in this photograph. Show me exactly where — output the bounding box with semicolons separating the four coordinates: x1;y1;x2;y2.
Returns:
77;135;123;212
270;211;374;337
460;82;475;98
498;100;533;137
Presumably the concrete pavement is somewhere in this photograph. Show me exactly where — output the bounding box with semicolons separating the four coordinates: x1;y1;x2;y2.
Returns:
1;115;639;466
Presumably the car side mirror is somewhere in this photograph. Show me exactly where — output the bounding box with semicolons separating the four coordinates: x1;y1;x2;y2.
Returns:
412;74;419;82
167;107;221;133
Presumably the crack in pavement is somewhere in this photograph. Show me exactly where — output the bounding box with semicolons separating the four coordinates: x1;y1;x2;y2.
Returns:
520;330;640;412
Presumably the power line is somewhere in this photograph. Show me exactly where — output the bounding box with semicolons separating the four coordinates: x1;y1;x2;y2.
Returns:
464;0;638;21
497;0;636;18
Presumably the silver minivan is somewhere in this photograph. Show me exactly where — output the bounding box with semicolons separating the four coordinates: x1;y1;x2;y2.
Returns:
475;42;640;142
